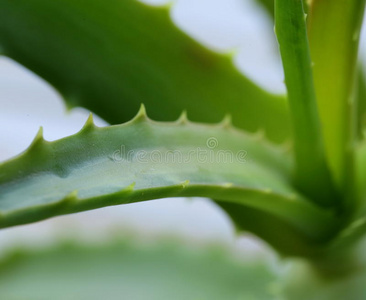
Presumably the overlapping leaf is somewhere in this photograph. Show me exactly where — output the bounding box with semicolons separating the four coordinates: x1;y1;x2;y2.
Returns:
0;240;278;300
0;0;290;143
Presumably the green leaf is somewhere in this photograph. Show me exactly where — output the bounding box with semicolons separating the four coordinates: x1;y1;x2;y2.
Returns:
0;240;279;300
255;0;275;18
357;67;366;139
356;141;366;212
253;0;308;19
308;0;366;190
329;142;366;250
274;0;338;207
0;108;338;251
218;203;327;257
0;0;290;143
281;254;366;300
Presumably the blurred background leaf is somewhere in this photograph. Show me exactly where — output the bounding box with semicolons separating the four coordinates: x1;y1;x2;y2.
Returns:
0;0;291;143
0;239;279;300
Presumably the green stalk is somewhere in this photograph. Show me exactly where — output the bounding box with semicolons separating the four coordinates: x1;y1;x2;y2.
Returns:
275;0;338;207
308;0;365;202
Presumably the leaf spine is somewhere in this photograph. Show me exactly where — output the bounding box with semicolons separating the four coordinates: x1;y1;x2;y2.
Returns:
132;104;148;123
224;47;239;59
181;180;190;188
279;139;292;153
222;182;233;188
263;188;272;194
62;190;78;204
176;110;188;124
218;114;232;129
80;113;96;133
253;128;266;140
27;127;46;152
122;182;136;193
161;0;175;10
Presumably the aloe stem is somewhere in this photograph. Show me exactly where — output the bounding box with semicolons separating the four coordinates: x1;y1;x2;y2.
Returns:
308;0;366;205
275;0;338;207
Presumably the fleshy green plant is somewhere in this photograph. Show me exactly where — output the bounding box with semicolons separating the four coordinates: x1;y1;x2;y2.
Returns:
0;0;366;298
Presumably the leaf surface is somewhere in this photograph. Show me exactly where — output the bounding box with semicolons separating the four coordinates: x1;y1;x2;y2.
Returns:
356;141;366;212
0;240;278;300
357;67;366;138
308;0;366;188
275;0;337;207
0;109;338;248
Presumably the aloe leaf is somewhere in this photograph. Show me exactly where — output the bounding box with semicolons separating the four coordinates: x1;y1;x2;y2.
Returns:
357;67;366;138
356;141;366;212
308;0;366;190
0;108;338;250
0;0;290;143
274;0;338;207
255;0;275;18
281;254;366;300
0;240;279;300
316;142;366;251
218;203;327;257
253;0;308;19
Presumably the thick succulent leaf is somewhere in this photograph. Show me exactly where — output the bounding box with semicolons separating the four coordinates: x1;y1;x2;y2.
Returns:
255;0;274;17
253;0;308;19
0;240;279;300
329;142;366;249
0;108;338;249
315;141;366;250
356;141;366;212
219;203;329;257
308;0;366;188
281;255;366;300
275;0;338;207
0;0;290;143
357;67;366;138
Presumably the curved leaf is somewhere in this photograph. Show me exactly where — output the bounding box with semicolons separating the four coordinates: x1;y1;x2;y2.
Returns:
0;240;279;300
0;0;291;143
0;108;338;250
281;254;366;300
218;203;330;257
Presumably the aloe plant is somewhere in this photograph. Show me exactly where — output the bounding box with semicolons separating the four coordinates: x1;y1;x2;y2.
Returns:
0;0;366;298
